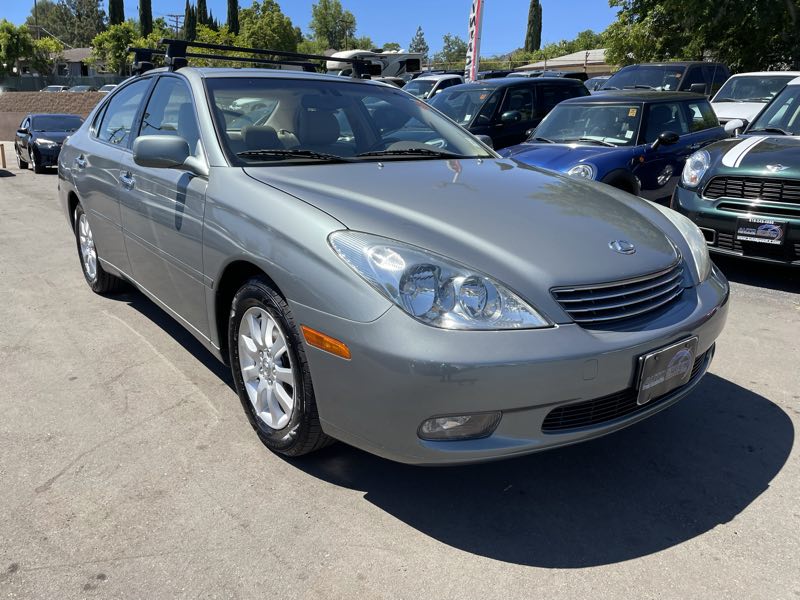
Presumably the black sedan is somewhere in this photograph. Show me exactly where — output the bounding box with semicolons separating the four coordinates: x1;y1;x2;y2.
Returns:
15;114;83;173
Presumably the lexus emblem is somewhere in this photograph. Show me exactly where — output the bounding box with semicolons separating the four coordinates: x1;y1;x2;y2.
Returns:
609;240;636;255
766;164;789;173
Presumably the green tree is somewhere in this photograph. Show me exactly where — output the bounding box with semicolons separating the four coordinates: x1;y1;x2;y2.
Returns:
351;35;373;50
90;20;136;74
197;0;208;25
139;0;152;36
0;21;34;76
64;0;106;47
239;0;298;52
227;0;239;35
409;26;429;63
108;0;124;26
309;0;356;50
25;0;75;45
382;42;401;52
30;36;64;74
433;33;468;69
524;0;542;52
184;0;197;41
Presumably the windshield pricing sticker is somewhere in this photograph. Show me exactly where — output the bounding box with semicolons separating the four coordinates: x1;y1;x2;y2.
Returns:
625;130;634;139
736;217;786;245
628;108;638;117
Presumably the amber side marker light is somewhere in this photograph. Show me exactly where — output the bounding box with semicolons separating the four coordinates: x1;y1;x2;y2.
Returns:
301;326;352;360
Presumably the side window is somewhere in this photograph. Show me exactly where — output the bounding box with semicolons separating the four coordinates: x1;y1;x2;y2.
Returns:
501;87;535;122
680;67;706;91
644;102;690;143
139;77;201;156
685;101;719;132
97;79;150;147
537;84;582;115
20;117;30;130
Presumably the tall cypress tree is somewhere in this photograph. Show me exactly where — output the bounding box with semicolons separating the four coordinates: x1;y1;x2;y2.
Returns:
226;0;239;35
524;0;542;52
108;0;124;25
139;0;153;36
184;0;197;40
197;0;208;26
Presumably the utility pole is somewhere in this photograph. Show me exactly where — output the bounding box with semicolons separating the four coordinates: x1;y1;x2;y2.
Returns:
166;14;185;37
33;0;39;39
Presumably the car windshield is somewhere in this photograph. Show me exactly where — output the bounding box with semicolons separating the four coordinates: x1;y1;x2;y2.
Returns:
748;84;800;135
403;79;436;98
205;77;493;165
32;115;82;131
428;87;500;126
713;75;796;103
603;65;686;91
532;103;642;146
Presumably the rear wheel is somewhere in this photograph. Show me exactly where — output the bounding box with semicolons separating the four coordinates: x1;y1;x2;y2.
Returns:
73;204;123;294
228;278;332;457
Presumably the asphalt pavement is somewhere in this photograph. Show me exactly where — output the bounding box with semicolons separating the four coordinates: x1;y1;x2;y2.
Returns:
0;144;798;599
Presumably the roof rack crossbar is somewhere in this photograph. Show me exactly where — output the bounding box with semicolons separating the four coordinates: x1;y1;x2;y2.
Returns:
158;38;372;77
184;51;317;72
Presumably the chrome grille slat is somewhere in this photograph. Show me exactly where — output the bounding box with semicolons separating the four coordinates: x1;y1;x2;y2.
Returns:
703;176;800;205
552;262;685;327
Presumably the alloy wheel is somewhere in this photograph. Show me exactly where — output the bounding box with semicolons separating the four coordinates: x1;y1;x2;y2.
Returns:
77;213;98;281
237;306;296;430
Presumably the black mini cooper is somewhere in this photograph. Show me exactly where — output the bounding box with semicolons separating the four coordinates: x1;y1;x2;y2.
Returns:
672;76;800;265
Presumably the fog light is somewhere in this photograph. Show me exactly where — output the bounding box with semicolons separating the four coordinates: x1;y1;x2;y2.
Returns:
418;411;502;441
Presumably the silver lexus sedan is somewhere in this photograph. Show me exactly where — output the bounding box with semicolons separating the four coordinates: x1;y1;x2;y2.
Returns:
58;65;729;465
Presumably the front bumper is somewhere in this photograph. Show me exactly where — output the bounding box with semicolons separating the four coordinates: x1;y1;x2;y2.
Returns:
290;266;730;465
33;144;62;167
672;185;800;265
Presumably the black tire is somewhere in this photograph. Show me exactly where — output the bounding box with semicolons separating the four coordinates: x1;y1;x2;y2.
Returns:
228;278;332;457
73;204;124;294
31;148;46;174
15;147;28;170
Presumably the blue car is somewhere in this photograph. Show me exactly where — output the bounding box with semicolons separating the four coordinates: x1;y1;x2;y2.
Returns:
501;91;731;204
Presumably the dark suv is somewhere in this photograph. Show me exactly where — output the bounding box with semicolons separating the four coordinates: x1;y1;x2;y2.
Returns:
601;62;730;97
429;77;590;149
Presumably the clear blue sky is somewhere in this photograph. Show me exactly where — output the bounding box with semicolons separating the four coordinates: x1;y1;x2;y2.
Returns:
6;0;618;54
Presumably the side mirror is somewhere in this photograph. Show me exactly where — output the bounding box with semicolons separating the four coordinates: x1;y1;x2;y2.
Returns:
501;110;522;124
16;128;27;135
475;134;494;149
133;135;208;177
651;131;680;150
689;83;708;95
724;119;746;135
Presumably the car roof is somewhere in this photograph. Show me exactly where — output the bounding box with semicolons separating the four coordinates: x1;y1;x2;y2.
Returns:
726;71;800;78
561;90;707;104
618;61;725;67
446;77;585;91
28;113;82;117
414;73;462;81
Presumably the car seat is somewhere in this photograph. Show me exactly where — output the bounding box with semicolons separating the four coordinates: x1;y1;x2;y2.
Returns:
296;109;341;154
241;126;284;151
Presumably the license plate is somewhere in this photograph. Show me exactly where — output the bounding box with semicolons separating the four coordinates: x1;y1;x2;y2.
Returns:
735;217;787;245
636;337;699;405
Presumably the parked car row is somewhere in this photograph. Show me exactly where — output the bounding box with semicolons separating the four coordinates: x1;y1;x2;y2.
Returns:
40;84;118;93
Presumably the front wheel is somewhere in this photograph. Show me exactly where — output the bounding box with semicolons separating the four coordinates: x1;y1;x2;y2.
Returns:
15;147;28;169
73;204;123;294
30;148;46;174
228;278;332;457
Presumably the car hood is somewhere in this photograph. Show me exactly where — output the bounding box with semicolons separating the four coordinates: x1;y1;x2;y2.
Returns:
33;130;71;143
244;160;684;304
710;102;766;123
500;143;625;171
705;135;800;176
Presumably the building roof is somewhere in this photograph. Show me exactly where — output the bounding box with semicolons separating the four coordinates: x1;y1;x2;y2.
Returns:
519;48;607;71
60;48;93;63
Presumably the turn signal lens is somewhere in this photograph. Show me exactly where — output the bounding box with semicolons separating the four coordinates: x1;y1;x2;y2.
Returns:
301;326;351;360
418;411;502;441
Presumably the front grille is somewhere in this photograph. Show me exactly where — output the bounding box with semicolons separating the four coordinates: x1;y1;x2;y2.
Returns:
716;231;800;262
704;176;800;204
541;351;708;432
552;262;685;326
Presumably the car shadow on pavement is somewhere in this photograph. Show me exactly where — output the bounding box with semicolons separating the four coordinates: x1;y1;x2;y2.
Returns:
293;375;793;568
714;255;800;293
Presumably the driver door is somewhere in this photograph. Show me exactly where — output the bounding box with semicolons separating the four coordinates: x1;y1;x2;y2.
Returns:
118;74;210;334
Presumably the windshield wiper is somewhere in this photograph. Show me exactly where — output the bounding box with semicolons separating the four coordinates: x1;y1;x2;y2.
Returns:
563;138;616;147
601;86;619;90
237;149;351;162
624;84;657;90
748;127;793;136
530;136;555;143
356;148;466;159
714;98;742;103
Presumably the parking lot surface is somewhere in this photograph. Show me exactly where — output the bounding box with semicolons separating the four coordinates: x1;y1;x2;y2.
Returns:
1;144;798;599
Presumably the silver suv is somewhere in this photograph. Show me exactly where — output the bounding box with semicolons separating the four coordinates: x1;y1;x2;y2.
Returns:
58;41;729;465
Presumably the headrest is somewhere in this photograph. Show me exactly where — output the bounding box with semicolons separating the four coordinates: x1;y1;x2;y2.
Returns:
242;125;281;151
297;110;340;146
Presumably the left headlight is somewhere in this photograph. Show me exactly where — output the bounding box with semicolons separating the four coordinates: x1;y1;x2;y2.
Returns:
567;164;595;179
36;138;58;147
329;231;551;330
650;204;711;283
681;150;710;188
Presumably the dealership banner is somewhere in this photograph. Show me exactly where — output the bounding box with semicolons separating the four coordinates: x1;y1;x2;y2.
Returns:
464;0;485;81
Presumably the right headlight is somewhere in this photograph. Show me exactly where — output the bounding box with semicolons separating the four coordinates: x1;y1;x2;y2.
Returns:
329;231;551;330
681;150;710;188
650;204;711;283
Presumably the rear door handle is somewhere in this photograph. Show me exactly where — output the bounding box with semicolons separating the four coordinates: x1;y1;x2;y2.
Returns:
75;156;86;169
120;171;135;190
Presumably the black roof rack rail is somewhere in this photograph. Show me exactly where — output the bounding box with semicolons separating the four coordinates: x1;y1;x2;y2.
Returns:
151;38;378;78
127;47;165;75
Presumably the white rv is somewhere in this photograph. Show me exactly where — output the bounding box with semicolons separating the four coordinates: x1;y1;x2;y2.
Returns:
326;49;423;79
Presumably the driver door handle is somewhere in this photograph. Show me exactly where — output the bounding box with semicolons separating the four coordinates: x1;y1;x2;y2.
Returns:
120;171;135;190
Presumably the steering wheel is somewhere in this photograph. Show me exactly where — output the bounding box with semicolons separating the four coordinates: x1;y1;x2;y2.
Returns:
221;108;254;129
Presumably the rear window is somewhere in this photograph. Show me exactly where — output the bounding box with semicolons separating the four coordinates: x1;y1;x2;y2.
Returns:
31;115;83;131
537;82;590;112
